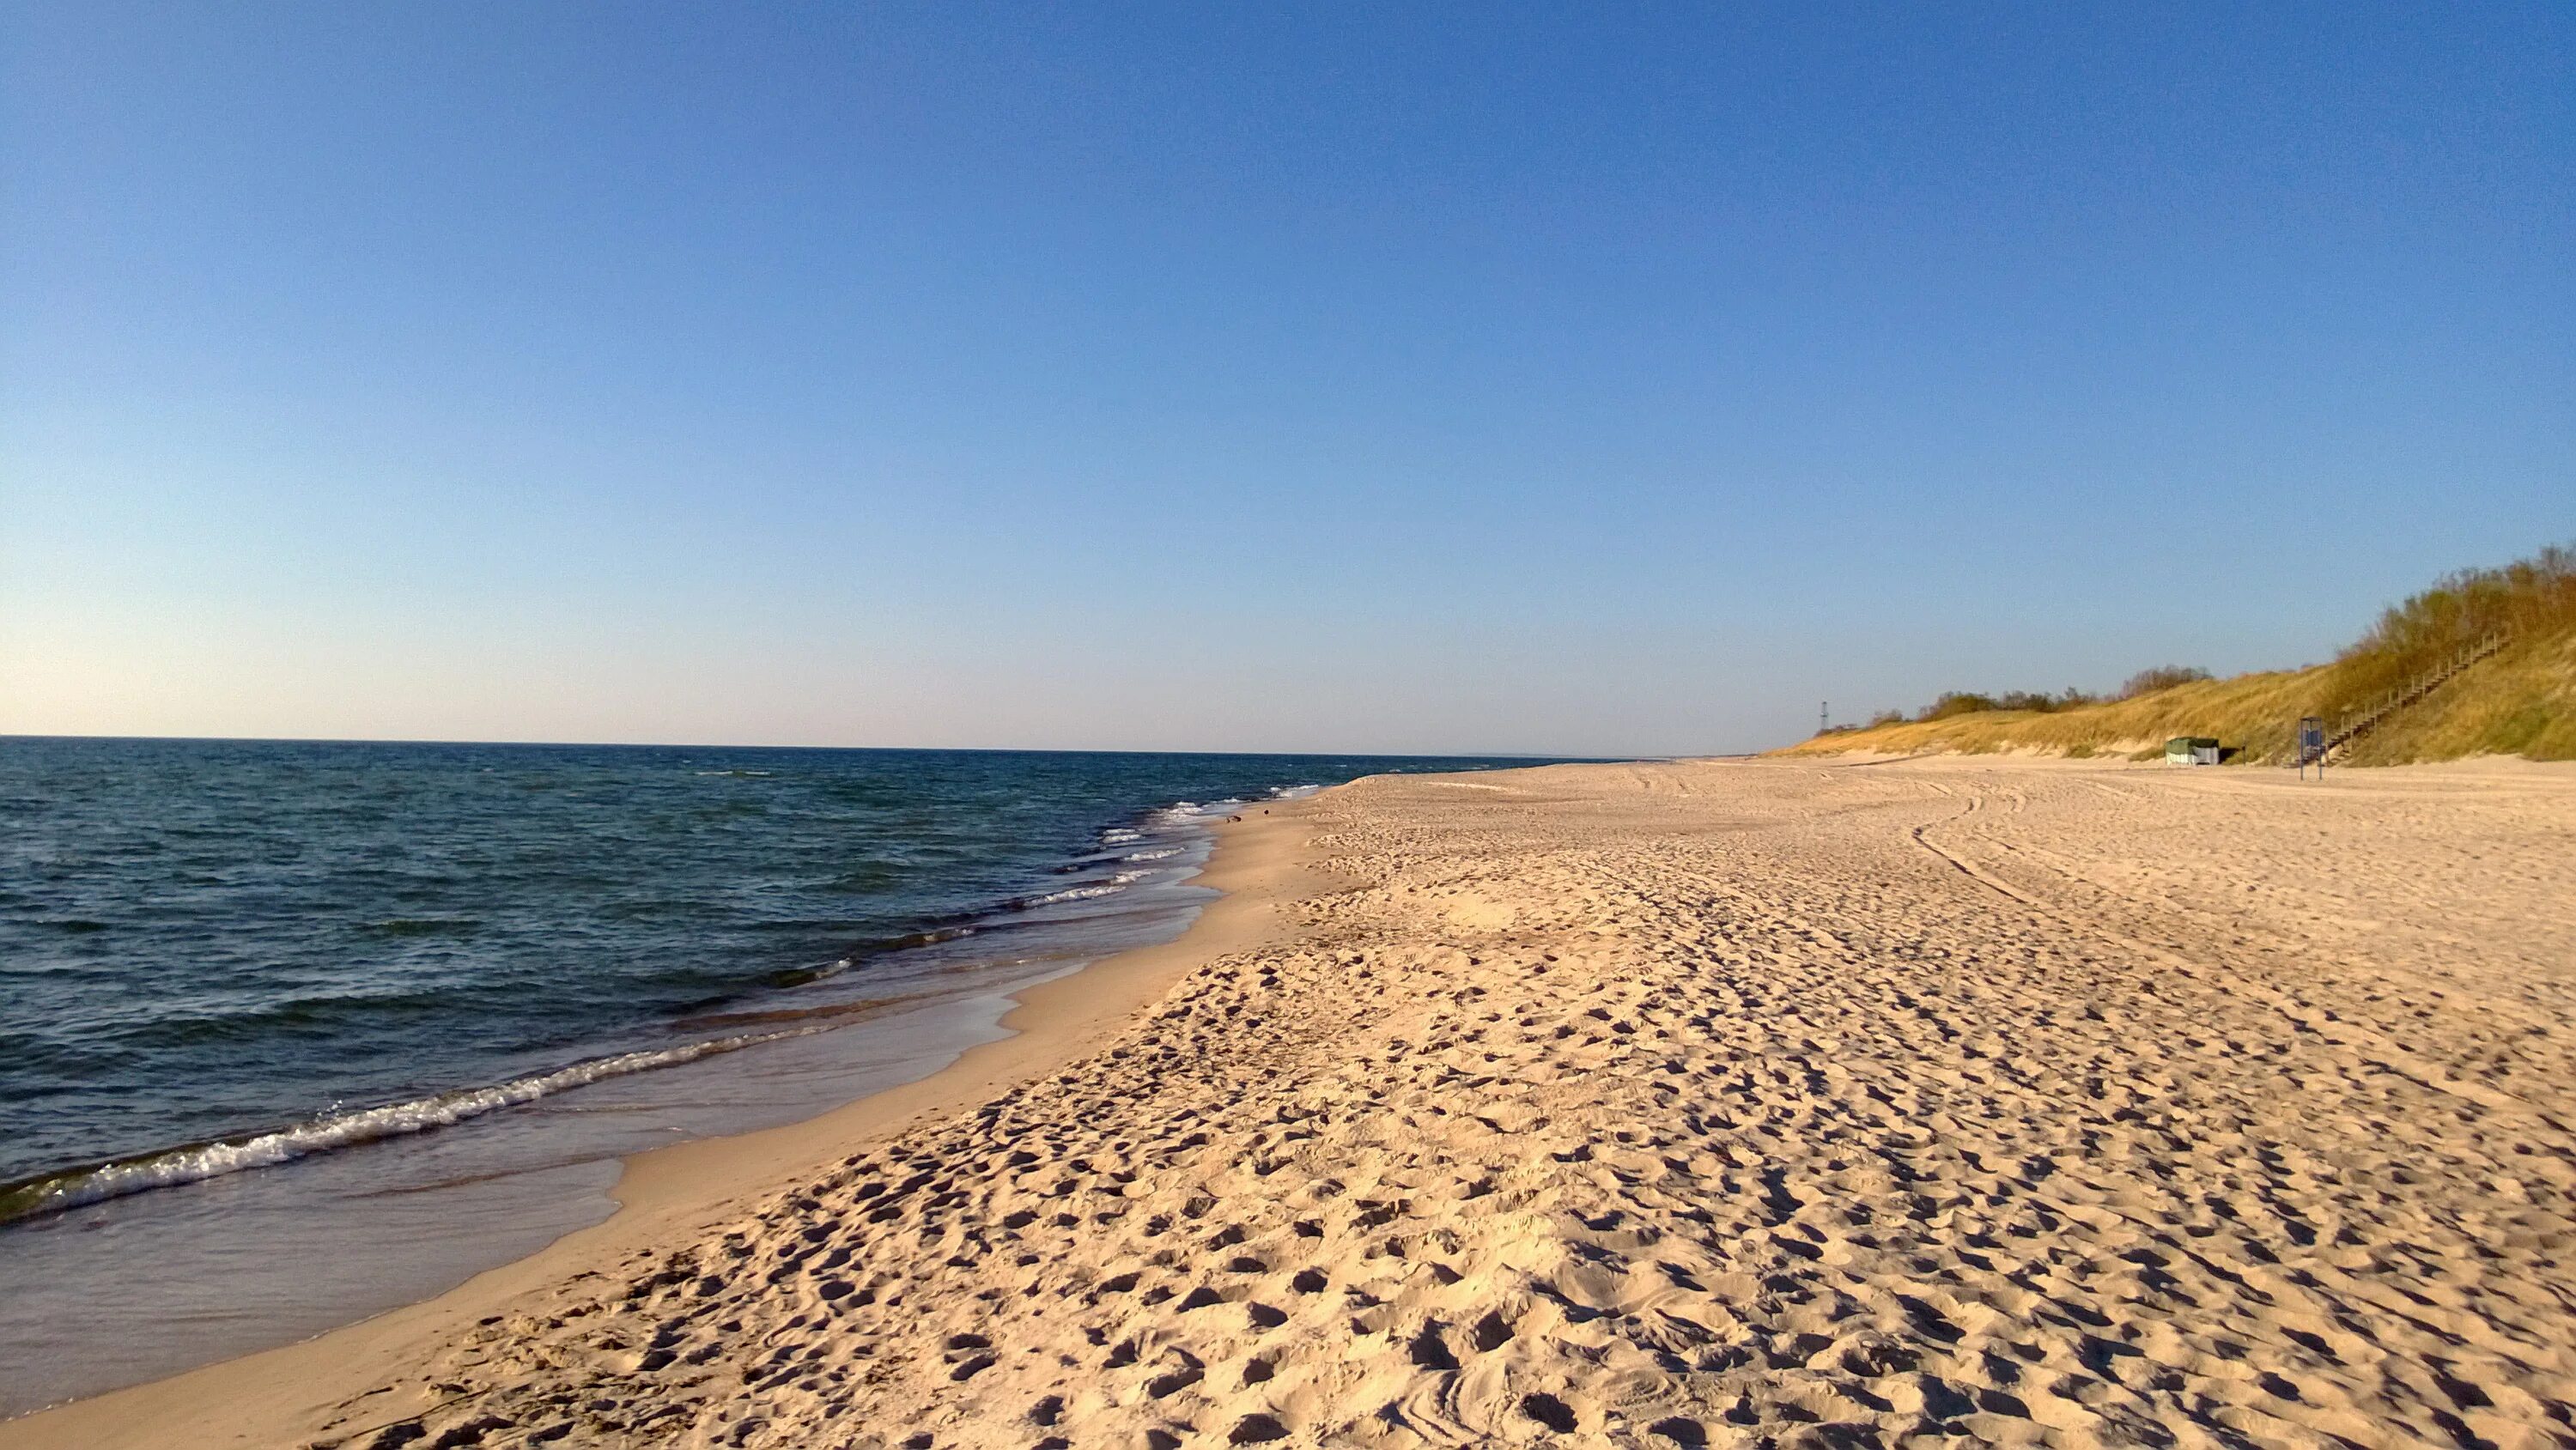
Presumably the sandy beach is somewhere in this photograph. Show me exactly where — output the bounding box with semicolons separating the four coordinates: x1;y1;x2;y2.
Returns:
8;756;2573;1449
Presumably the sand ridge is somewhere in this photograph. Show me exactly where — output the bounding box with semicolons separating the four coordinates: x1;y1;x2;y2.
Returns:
16;758;2576;1447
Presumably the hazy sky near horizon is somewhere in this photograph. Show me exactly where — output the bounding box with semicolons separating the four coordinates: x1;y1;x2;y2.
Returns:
5;4;2569;756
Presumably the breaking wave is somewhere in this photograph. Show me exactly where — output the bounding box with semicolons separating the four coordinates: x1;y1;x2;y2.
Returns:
1015;867;1167;910
0;1030;805;1227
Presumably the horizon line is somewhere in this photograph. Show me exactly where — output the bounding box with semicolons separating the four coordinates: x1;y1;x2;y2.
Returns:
0;730;1630;761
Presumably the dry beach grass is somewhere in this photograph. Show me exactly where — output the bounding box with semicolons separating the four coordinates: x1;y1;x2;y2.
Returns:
9;757;2574;1448
1779;624;2576;766
1786;544;2576;765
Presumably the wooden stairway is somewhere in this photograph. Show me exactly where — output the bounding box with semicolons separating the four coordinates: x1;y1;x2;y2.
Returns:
2323;631;2510;760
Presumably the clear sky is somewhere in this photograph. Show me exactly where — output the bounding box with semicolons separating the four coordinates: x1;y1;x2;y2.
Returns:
4;3;2569;756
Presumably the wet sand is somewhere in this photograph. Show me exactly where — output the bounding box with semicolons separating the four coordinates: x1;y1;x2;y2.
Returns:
7;757;2572;1448
0;811;1235;1417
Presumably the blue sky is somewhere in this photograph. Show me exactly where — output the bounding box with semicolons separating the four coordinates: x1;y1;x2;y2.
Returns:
4;3;2568;755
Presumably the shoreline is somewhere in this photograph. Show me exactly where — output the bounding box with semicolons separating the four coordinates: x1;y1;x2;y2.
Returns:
12;755;2569;1447
0;793;1333;1449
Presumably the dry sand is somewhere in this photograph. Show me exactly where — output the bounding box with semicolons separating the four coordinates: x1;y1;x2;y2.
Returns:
7;757;2573;1449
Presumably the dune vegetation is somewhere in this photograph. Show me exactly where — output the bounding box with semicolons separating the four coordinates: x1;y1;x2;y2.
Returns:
1783;544;2576;765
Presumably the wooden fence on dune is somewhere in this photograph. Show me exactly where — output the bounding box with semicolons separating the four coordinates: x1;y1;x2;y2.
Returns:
2320;631;2511;761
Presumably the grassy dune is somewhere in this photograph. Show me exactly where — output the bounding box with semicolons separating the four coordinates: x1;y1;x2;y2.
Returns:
1781;585;2576;767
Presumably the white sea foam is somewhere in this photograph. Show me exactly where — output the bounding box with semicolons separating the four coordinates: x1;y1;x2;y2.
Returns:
1121;846;1183;862
1023;882;1128;907
0;1031;801;1225
1143;798;1249;828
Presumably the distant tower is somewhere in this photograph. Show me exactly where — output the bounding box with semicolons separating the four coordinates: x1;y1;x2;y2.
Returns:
1820;701;1829;734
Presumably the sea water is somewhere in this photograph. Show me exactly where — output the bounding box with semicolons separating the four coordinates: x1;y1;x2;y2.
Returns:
0;739;1544;1414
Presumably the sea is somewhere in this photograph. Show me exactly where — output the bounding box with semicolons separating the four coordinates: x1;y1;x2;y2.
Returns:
0;737;1548;1415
